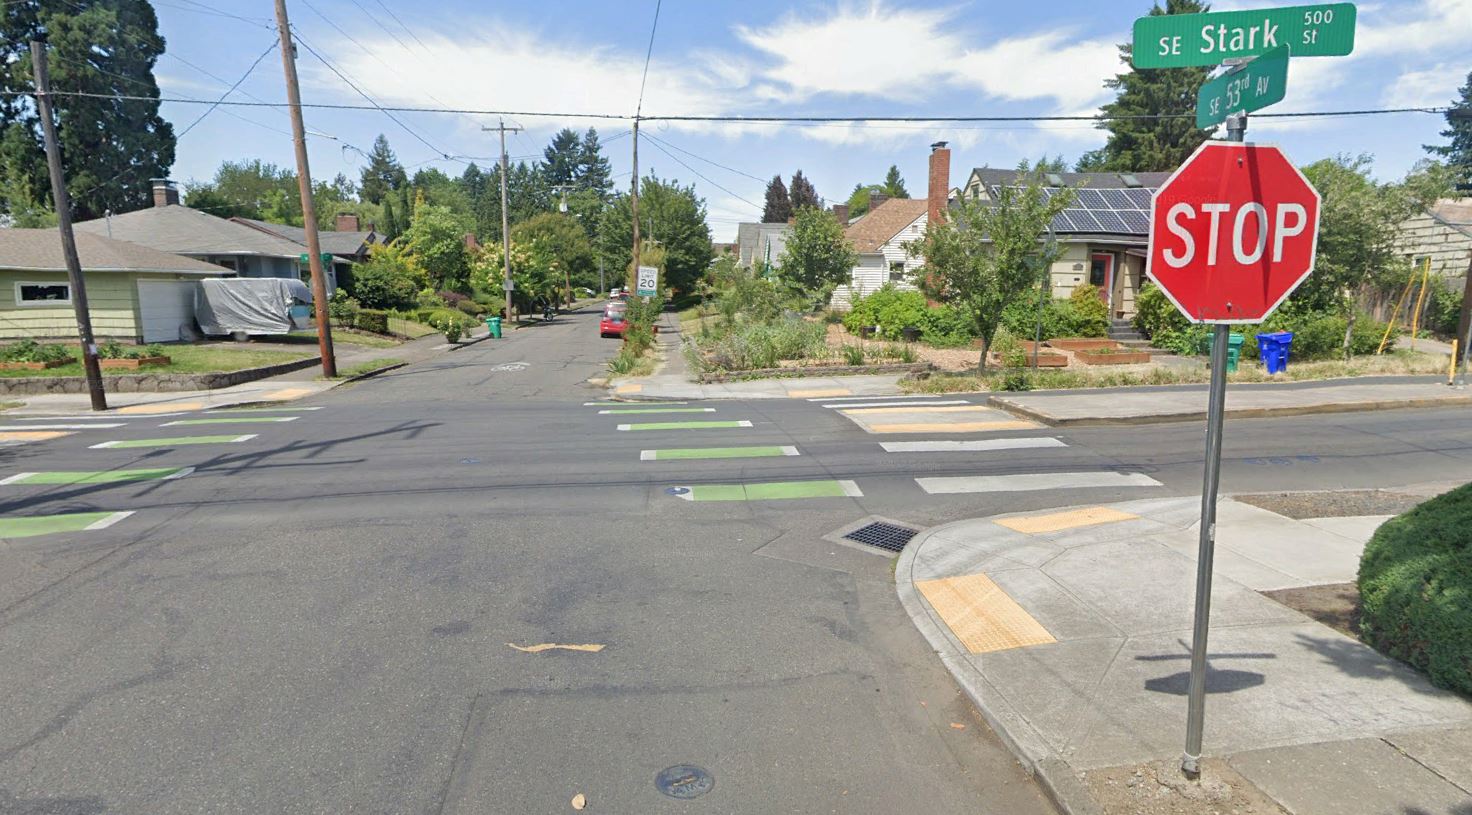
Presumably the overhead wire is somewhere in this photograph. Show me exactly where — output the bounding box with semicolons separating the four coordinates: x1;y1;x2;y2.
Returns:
634;0;663;119
372;0;432;53
640;134;761;210
640;131;765;182
175;39;278;138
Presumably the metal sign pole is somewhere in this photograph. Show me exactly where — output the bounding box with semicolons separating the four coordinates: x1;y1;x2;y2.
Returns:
1182;110;1246;778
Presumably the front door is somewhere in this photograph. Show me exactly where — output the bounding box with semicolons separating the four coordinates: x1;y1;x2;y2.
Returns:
1089;253;1113;308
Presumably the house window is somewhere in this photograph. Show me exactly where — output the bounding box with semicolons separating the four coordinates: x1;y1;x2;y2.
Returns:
888;262;906;282
16;282;71;306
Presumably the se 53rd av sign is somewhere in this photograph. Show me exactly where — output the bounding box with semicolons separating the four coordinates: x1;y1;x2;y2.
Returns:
1134;3;1355;68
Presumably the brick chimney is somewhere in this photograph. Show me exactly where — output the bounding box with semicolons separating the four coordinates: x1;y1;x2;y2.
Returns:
335;212;360;232
928;141;950;226
151;178;179;207
831;203;850;224
869;192;889;211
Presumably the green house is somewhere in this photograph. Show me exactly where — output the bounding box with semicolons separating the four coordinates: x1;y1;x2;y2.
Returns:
0;228;229;343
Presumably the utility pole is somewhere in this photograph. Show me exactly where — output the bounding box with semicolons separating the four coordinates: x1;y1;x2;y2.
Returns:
1456;251;1472;387
630;118;640;291
273;0;336;377
30;39;106;411
484;120;522;321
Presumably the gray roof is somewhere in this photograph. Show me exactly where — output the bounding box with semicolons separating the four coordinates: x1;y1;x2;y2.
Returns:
1429;198;1472;239
967;168;1172;191
74;204;308;259
0;228;230;275
232;217;378;256
966;167;1170;240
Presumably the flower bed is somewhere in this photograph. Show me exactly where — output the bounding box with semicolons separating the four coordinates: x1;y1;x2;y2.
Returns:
1075;349;1152;365
0;359;69;371
1046;338;1121;352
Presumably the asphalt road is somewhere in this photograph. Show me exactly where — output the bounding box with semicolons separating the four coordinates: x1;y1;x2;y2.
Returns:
1;304;1469;814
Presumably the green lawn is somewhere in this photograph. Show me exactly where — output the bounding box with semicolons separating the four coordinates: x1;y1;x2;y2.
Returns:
279;330;404;349
331;357;405;379
0;345;314;378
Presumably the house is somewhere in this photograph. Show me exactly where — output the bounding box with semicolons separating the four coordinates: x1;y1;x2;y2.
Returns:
234;212;381;289
0;228;229;343
961;167;1171;320
735;222;792;270
830;141;953;309
1393;197;1471;295
74;180;336;294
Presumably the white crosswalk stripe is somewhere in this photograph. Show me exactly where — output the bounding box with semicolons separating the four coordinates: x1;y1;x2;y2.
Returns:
916;471;1162;494
881;438;1067;453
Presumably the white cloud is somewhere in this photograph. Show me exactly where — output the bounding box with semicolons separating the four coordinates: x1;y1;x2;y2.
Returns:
1384;62;1465;108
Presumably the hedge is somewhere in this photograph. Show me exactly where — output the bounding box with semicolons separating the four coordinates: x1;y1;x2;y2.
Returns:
355;309;389;334
1358;482;1472;696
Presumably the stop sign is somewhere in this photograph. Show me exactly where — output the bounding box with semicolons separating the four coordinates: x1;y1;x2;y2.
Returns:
1147;141;1320;323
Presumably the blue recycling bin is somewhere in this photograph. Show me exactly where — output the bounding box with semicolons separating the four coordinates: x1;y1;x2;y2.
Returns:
1256;331;1294;374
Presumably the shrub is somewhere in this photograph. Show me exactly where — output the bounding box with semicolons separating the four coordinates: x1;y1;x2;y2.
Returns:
999;348;1032;391
352;260;418;310
0;340;73;363
328;292;360;327
1068;284;1111;337
97;340;127;360
355;309;390;335
919;303;975;347
844;286;928;339
456;299;482;316
1000;291;1073;340
1153;325;1211;356
1133;282;1189;339
1425;285;1464;338
1358;482;1472;696
840;344;865;365
701;317;826;371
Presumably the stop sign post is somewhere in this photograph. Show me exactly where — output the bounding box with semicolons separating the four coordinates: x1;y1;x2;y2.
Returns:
1147;121;1321;777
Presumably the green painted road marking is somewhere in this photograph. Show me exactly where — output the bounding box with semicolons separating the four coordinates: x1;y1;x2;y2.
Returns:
0;510;134;539
641;445;798;461
161;417;298;426
668;479;861;501
0;467;192;485
599;407;714;415
584;401;688;406
206;406;323;413
91;434;257;449
618;420;752;432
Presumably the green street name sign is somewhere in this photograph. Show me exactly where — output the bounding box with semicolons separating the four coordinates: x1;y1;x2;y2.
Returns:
1134;2;1355;68
1196;45;1290;128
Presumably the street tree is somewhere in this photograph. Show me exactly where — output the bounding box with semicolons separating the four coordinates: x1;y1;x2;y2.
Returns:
1077;0;1212;172
359;134;407;204
881;165;908;198
0;0;175;220
909;168;1073;369
778;206;857;309
790;170;820;209
404;202;473;292
596;174;712;297
763;175;792;222
510;212;597;300
1426;69;1472;183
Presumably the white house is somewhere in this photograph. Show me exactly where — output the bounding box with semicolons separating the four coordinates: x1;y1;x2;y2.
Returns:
829;198;928;309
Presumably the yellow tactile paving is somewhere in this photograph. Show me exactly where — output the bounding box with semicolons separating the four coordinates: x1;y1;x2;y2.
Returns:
0;430;72;443
614;383;643;394
916;572;1056;654
262;388;312;400
842;405;994;416
868;420;1038;434
788;388;851;398
995;506;1140;534
118;402;204;414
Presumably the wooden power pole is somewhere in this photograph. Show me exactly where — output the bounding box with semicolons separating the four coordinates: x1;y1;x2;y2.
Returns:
630;118;640;290
483;120;522;321
273;0;336;378
30;40;107;411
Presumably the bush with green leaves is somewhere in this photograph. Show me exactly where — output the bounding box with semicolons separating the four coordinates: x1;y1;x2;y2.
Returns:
1152;325;1211;356
352;259;418;310
355;309;390;335
1133;282;1189;339
701;317;827;371
1068;284;1110;337
918;303;974;347
999;347;1032;391
1358;481;1472;696
328;291;360;327
0;340;73;364
1425;285;1464;337
999;291;1074;340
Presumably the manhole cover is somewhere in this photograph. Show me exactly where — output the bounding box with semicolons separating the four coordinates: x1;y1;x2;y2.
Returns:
655;765;713;799
843;521;918;552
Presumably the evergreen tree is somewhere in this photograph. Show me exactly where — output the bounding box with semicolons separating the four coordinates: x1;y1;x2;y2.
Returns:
790;170;820;210
1;0;176;220
381;195;401;241
1426;70;1472;182
543;127;582;186
762;175;792;222
881;165;909;198
1085;0;1213;172
359;134;407;204
578;127;613;198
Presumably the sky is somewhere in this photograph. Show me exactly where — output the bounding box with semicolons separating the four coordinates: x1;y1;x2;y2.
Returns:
153;0;1471;241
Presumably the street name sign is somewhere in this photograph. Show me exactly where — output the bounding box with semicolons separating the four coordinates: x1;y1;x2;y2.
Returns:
1134;3;1355;68
635;265;659;298
1146;141;1321;323
1196;45;1290;128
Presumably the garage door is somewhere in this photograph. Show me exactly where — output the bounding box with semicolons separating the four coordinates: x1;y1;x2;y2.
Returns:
136;280;198;343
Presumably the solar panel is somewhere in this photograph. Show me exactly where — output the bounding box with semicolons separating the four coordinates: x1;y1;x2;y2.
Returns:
1093;211;1128;233
1118;211;1151;233
1076;189;1108;209
1066;209;1102;231
1050;212;1074;231
1100;189;1133;209
1124;188;1154;208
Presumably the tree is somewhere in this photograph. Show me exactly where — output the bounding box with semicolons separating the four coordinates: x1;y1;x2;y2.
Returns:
909;168;1074;369
596;174;712;297
1085;0;1213;172
1;0;175;220
881;165;909;198
578;128;613;198
778;206;857;307
183;159;296;220
790;170;820;209
543;127;583;186
381;195;402;241
1426;69;1472;183
509;212;596;301
352;242;425;309
359;134;406;204
1034;155;1070;174
404;203;473;292
762;175;792;222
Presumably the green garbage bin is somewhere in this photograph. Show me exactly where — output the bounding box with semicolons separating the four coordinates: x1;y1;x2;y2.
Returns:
487;316;502;339
1226;332;1244;373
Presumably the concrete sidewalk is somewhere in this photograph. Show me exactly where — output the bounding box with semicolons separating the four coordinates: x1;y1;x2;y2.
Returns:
897;489;1472;814
992;377;1472;426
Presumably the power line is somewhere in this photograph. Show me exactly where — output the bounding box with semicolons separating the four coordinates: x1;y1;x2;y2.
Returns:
641;131;765;182
635;0;662;118
154;0;275;29
372;0;432;53
298;0;455;110
641;135;761;210
175;40;278;138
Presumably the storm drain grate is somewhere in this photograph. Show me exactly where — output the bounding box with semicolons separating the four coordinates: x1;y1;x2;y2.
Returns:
843;521;919;552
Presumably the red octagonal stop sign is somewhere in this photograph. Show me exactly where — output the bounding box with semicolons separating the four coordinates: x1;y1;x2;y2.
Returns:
1147;141;1320;323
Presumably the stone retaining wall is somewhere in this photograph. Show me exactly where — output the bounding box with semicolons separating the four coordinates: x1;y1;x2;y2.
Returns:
0;355;320;394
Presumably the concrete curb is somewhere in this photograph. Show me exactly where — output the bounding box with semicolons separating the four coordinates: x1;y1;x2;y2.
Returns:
990;392;1472;427
895;524;1104;815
